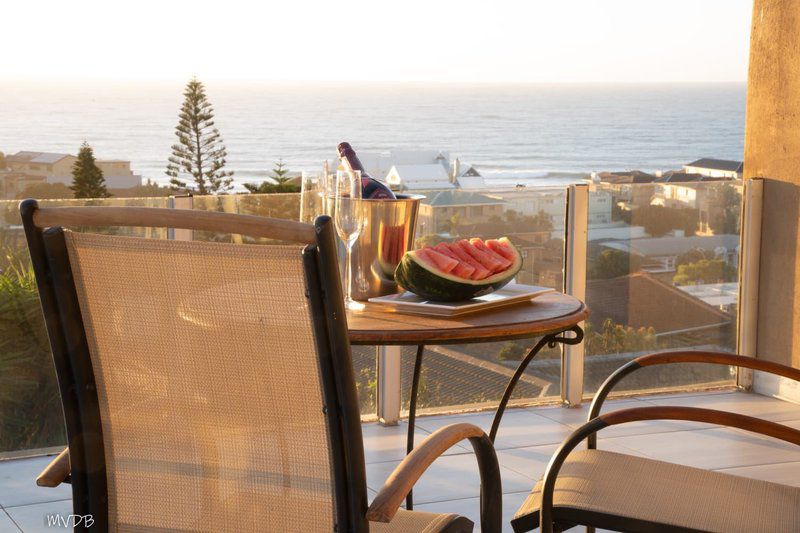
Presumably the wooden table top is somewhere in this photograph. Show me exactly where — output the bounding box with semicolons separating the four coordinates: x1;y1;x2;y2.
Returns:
347;292;588;345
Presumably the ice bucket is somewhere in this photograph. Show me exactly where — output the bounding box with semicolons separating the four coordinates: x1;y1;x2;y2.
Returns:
344;194;423;301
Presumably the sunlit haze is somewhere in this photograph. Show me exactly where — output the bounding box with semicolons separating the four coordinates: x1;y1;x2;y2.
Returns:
3;0;751;83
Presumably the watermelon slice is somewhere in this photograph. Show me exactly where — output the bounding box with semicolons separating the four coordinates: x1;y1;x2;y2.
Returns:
486;238;517;261
395;236;523;302
420;246;459;273
443;242;492;280
457;239;505;273
432;243;476;280
470;238;513;270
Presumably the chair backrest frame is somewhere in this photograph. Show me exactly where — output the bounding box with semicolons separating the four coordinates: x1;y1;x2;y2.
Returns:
20;199;370;533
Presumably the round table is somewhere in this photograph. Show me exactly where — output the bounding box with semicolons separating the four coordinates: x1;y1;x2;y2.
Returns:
346;291;588;509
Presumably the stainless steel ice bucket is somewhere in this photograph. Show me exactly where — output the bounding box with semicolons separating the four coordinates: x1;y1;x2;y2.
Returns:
343;194;423;301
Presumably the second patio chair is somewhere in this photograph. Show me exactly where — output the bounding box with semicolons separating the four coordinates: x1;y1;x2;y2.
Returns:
21;200;502;532
511;351;800;532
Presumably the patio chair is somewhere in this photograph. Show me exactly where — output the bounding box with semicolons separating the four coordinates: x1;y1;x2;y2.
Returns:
511;350;800;532
20;200;502;533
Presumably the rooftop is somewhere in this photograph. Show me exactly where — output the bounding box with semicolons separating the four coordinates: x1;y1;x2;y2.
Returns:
1;391;797;532
586;272;732;334
422;190;506;207
600;233;740;257
6;152;72;165
685;158;744;172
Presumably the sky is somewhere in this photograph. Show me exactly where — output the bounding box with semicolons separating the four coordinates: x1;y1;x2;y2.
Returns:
2;0;752;83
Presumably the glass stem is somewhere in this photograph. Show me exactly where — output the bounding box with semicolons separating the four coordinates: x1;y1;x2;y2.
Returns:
346;241;354;302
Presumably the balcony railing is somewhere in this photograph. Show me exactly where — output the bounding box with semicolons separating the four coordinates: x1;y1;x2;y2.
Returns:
0;179;751;456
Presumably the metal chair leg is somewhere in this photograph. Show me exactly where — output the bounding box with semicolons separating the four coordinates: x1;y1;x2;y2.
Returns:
405;344;425;510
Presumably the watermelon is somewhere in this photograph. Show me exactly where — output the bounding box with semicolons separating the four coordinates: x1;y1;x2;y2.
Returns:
457;239;505;273
441;242;492;280
395;237;523;301
470;238;513;270
432;243;476;279
486;238;517;261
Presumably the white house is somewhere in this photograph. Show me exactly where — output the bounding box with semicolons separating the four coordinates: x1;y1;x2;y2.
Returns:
328;149;483;190
385;164;455;191
682;158;743;179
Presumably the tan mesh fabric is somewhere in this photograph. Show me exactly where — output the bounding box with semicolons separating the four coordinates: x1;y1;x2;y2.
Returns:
64;231;337;532
514;449;800;533
370;510;472;532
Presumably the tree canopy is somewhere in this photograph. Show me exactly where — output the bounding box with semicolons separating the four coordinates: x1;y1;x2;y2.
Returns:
673;258;737;285
70;142;110;198
166;77;233;195
632;204;698;237
589;248;640;279
243;159;300;194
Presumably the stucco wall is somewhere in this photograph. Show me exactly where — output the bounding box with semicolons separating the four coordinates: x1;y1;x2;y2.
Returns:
745;0;800;367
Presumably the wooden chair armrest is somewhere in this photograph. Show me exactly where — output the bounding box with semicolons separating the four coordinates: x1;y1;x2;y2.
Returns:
587;350;800;447
367;422;502;533
534;406;800;533
36;447;70;487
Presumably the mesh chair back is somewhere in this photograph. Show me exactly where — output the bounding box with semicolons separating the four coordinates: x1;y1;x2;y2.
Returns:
59;231;338;531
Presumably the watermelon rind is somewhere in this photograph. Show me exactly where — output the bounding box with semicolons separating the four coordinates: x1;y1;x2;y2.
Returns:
394;237;522;302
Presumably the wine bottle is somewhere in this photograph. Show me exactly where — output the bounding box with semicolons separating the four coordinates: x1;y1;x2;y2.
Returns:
337;142;397;199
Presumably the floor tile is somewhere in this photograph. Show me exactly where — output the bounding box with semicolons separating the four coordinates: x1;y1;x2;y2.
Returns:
531;398;643;428
0;509;21;532
415;409;574;450
414;490;530;532
715;461;800;487
0;456;71;508
604;426;800;470
4;500;73;533
362;421;457;464
641;391;800;422
366;453;532;504
496;440;648;482
528;398;704;439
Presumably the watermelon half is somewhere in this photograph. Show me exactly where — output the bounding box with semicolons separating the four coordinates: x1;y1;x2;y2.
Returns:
394;237;522;301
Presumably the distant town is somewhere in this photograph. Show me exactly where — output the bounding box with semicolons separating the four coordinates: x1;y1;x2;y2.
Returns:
0;147;743;402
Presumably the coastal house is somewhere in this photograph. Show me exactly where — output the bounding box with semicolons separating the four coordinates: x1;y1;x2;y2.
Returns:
416;190;505;236
593;171;657;213
682;158;743;179
7;151;76;180
6;151;142;189
385;164;455;191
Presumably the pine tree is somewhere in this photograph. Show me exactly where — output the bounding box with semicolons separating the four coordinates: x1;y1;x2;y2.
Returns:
243;159;300;193
70;142;110;198
166;77;233;194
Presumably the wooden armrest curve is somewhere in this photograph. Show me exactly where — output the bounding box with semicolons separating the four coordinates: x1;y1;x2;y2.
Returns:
36;447;70;488
367;422;502;533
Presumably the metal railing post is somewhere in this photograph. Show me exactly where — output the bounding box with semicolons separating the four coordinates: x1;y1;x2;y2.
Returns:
737;178;763;390
377;346;402;425
562;184;588;406
168;194;194;241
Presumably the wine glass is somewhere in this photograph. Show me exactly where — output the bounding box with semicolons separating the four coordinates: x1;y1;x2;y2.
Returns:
334;169;366;311
299;170;324;224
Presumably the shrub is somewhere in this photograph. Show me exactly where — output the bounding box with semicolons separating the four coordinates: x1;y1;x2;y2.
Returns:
0;257;65;452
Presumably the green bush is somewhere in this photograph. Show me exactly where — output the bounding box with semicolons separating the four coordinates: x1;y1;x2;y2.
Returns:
498;341;527;361
0;257;65;452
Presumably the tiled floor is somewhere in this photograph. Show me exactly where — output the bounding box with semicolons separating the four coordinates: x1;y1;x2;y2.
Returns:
2;390;799;532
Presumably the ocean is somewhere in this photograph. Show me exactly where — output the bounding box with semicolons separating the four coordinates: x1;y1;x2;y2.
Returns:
0;82;745;187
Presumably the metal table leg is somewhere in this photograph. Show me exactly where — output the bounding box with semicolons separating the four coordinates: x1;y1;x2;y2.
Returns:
489;326;584;443
405;344;425;510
